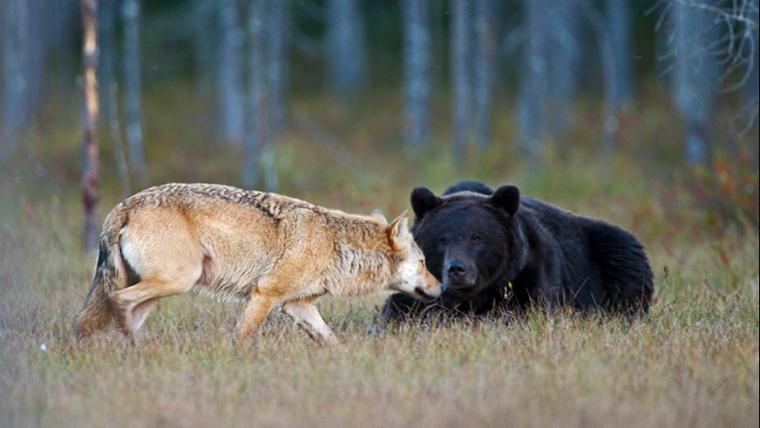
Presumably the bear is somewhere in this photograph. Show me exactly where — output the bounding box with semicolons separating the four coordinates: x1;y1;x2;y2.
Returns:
381;181;654;322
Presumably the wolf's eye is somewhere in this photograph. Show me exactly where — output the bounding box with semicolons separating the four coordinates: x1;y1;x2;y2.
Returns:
440;236;449;244
419;259;425;267
471;234;482;243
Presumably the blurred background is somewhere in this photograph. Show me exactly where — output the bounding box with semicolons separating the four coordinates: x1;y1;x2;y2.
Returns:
0;6;758;425
0;0;758;246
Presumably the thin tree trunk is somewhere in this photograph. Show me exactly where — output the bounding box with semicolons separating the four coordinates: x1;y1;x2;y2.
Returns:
326;0;366;98
517;0;547;164
545;0;581;137
100;0;131;197
244;0;276;191
1;0;29;157
81;0;100;249
402;0;431;152
672;0;720;165
123;0;147;185
267;0;287;137
607;0;633;106
583;0;619;155
193;0;216;103
473;0;495;151
450;0;471;168
219;0;244;144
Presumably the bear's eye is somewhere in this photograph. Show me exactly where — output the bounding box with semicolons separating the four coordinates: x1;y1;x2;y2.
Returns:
440;236;449;244
471;234;482;243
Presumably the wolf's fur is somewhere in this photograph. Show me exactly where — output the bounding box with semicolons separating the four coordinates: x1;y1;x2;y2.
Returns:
75;183;440;345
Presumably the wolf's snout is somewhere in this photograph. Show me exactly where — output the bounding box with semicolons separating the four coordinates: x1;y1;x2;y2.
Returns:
416;284;441;300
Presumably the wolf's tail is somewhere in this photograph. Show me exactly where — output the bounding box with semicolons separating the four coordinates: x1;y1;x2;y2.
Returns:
75;206;130;341
584;220;654;315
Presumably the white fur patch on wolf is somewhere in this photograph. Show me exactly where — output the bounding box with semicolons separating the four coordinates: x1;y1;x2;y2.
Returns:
119;229;148;278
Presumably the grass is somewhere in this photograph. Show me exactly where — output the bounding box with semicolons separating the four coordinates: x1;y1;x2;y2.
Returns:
0;85;758;427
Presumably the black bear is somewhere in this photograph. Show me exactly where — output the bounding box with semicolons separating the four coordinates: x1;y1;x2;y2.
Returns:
381;181;654;321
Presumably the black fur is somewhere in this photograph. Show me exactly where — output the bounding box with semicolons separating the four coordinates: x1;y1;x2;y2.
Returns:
382;181;654;322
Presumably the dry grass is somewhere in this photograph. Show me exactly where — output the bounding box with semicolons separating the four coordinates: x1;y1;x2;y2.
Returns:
0;89;758;427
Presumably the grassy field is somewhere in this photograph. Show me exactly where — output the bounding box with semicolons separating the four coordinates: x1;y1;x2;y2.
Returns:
0;89;758;427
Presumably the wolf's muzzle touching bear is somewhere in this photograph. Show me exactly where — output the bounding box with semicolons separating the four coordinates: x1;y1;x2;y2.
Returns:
381;181;654;321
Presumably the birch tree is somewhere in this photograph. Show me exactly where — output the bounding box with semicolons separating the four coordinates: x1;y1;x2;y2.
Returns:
100;0;131;196
473;0;495;151
545;0;581;137
219;0;245;144
1;0;30;157
607;0;633;107
402;0;431;152
450;0;471;167
123;0;147;185
81;0;100;249
244;0;277;191
267;0;288;137
517;0;548;163
193;0;217;102
326;0;366;98
670;0;721;165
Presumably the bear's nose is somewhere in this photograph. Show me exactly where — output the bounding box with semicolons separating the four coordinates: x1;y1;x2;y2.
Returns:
446;260;468;280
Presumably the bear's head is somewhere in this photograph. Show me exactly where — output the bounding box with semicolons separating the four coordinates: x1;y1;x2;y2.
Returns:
410;184;528;301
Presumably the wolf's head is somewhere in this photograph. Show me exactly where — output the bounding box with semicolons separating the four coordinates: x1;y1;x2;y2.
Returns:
384;211;442;301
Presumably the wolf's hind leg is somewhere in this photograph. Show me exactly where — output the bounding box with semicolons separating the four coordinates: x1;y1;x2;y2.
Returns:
282;299;339;346
237;292;279;339
130;299;159;332
110;274;197;343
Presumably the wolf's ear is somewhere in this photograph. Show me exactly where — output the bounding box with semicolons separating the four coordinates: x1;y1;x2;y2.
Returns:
411;187;442;220
387;210;411;252
370;208;388;225
488;185;520;216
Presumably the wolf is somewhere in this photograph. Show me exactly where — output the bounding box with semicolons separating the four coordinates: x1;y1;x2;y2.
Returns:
75;183;441;345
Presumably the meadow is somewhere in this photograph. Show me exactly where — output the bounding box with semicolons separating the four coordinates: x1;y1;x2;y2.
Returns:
0;87;758;427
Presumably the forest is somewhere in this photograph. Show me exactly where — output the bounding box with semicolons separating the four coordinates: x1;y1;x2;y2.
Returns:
0;1;758;427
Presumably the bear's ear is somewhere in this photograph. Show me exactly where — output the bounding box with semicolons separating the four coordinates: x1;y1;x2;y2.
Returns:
411;187;442;220
488;185;520;216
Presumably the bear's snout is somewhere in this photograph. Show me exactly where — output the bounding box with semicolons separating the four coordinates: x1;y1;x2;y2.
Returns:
444;259;478;290
446;260;468;279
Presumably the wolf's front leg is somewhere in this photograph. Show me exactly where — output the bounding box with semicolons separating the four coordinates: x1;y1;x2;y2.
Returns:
281;299;339;346
237;292;279;338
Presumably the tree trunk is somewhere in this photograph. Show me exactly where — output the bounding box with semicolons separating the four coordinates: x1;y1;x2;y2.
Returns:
402;0;431;152
219;0;245;144
672;0;720;165
100;0;131;197
326;0;366;98
473;0;495;151
606;0;633;107
193;0;217;103
244;0;277;191
582;0;619;154
123;0;147;185
450;0;471;168
266;0;288;137
81;0;100;249
545;0;581;137
517;0;547;164
1;0;30;157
